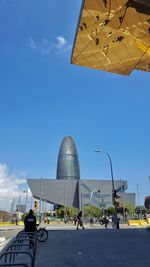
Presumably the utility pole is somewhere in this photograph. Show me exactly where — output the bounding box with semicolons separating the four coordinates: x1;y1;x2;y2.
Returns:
80;182;83;214
39;177;43;224
95;150;117;213
64;180;67;223
11;198;15;212
31;197;33;209
26;189;28;212
136;184;142;219
120;179;125;222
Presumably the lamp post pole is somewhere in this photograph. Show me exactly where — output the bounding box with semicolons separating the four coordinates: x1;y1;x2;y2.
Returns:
64;180;67;223
100;187;104;215
136;184;142;219
39;177;43;224
90;189;100;217
95;150;116;212
80;182;83;213
18;194;21;212
23;189;28;213
90;189;96;216
26;189;28;213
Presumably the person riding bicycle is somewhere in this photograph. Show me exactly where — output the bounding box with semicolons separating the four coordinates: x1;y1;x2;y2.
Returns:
103;215;109;228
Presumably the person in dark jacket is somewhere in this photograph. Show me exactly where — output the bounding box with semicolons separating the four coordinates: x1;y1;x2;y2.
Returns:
24;209;36;232
24;209;36;247
77;211;84;230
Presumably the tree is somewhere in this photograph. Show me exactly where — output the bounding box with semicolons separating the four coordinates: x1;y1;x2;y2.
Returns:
56;206;78;219
106;207;115;215
83;206;102;218
124;203;135;216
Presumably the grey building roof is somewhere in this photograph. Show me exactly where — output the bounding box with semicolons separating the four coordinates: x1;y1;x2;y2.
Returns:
27;179;131;209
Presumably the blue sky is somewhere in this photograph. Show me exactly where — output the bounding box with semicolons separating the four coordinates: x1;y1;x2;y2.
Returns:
0;0;150;210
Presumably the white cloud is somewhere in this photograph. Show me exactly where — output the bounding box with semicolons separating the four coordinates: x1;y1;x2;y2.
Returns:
56;36;66;47
54;36;72;54
28;36;71;55
0;163;30;211
29;38;37;50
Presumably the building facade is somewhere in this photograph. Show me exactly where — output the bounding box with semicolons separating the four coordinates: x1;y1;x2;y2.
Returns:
27;178;135;209
27;136;135;210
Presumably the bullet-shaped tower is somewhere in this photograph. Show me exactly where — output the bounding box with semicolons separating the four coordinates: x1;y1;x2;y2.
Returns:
56;136;80;180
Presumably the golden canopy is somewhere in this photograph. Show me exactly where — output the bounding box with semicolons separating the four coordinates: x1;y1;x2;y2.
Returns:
71;0;150;75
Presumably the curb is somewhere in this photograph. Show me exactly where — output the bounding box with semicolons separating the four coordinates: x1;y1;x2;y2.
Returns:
0;237;6;247
0;237;12;253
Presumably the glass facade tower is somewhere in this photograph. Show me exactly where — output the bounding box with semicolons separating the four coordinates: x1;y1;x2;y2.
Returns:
56;136;80;180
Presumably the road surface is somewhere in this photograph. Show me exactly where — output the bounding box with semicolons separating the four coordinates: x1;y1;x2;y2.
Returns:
35;228;150;267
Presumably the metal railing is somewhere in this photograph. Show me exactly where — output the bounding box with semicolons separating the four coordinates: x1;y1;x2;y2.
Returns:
0;231;37;267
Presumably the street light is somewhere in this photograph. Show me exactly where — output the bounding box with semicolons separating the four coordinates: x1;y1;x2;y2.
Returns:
90;189;96;214
64;180;67;223
95;150;116;212
23;189;28;213
79;182;83;213
18;194;21;206
90;189;100;217
39;177;43;224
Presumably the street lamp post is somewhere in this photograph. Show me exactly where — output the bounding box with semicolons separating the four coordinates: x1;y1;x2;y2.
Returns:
39;177;43;224
23;189;28;213
95;150;116;212
90;189;100;217
64;180;67;223
101;196;104;215
100;187;104;215
18;194;21;211
90;189;96;216
136;184;142;219
26;189;28;212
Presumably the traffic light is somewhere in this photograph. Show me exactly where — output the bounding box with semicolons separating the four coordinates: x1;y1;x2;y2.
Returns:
34;201;38;209
113;198;120;208
112;190;120;208
113;190;120;199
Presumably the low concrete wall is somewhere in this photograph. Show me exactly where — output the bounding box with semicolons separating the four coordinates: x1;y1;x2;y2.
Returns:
0;222;24;226
128;220;148;226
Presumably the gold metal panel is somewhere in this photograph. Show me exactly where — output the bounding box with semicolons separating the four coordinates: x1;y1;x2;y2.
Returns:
71;0;150;75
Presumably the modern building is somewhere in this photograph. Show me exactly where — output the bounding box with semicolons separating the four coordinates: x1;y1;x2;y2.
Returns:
56;136;80;180
28;136;135;210
28;178;135;209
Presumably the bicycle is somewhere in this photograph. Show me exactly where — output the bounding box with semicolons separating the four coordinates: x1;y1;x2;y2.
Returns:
17;224;48;242
36;224;48;242
99;218;111;228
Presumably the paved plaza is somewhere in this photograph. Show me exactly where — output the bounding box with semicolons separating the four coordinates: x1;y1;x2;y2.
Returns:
35;226;150;267
1;224;150;266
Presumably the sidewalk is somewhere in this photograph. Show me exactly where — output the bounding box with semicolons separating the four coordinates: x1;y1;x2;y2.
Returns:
1;223;150;266
43;222;150;230
0;222;149;232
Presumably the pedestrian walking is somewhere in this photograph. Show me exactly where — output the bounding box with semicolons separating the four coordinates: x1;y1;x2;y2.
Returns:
73;215;77;225
112;214;119;229
116;217;120;229
90;217;94;227
15;218;18;225
103;215;109;228
77;211;84;230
